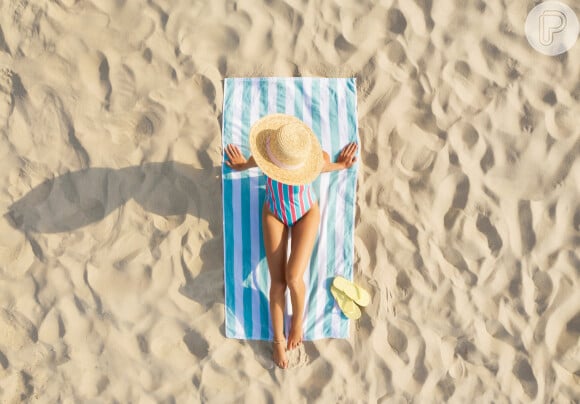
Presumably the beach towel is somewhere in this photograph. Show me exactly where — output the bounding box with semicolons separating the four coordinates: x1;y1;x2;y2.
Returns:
222;77;359;340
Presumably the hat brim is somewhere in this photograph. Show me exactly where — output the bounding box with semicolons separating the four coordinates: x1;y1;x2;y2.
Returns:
249;114;323;185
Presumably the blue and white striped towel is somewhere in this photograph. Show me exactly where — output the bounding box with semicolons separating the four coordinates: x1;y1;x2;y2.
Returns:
222;77;359;340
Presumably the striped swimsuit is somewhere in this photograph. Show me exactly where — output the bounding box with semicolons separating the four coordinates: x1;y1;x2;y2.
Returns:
264;177;315;226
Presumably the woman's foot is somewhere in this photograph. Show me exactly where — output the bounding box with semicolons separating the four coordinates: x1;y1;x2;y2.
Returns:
273;339;288;369
287;321;303;350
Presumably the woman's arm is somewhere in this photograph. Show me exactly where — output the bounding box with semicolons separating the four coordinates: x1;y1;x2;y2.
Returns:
225;144;258;171
321;142;358;173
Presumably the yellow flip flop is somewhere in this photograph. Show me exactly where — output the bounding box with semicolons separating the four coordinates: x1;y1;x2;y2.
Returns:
330;284;361;320
332;276;371;307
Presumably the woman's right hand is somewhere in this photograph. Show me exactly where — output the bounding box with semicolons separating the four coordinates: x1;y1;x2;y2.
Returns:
225;144;248;170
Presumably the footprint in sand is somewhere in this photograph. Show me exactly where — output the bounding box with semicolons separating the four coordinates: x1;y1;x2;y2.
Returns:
0;25;10;54
1;370;34;402
386;8;407;34
38;307;66;343
166;4;239;60
35;90;90;168
197;74;218;108
411;339;428;384
517;199;536;255
395;270;412;301
476;213;503;254
8;0;43;40
566;313;580;336
378;41;416;81
442;60;494;111
334;33;356;61
454;337;490;370
0;308;37;349
431;172;470;233
388;208;419;247
396;143;437;178
109;64;137;112
114;100;167;146
0;350;8;369
183;328;209;360
441;245;478;287
0;70;13;124
480;145;495;173
443;175;469;230
512;356;538;399
78;50;112;109
135;112;158;137
448;121;495;178
356;222;378;270
395;121;445;178
532;270;552;315
436;374;456;401
98;54;112;108
387;322;409;363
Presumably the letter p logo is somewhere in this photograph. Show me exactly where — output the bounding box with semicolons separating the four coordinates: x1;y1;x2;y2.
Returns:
525;1;579;56
539;10;567;45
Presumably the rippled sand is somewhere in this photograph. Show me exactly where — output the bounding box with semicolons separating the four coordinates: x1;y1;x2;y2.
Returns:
0;0;579;402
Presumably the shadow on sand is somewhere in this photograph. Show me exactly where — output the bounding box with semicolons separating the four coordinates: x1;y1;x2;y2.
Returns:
5;162;222;235
5;162;225;310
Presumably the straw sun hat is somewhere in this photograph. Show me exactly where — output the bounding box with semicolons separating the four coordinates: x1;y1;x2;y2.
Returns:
249;114;323;185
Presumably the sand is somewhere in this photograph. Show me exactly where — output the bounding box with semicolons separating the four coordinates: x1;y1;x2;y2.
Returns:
0;0;579;402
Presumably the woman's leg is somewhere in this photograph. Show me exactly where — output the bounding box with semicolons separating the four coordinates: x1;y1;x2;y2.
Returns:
262;203;289;368
286;203;320;350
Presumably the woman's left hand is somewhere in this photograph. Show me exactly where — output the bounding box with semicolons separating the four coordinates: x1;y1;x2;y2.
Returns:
336;142;358;169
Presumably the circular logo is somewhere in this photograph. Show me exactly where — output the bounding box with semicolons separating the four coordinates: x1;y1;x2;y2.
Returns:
525;1;579;56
